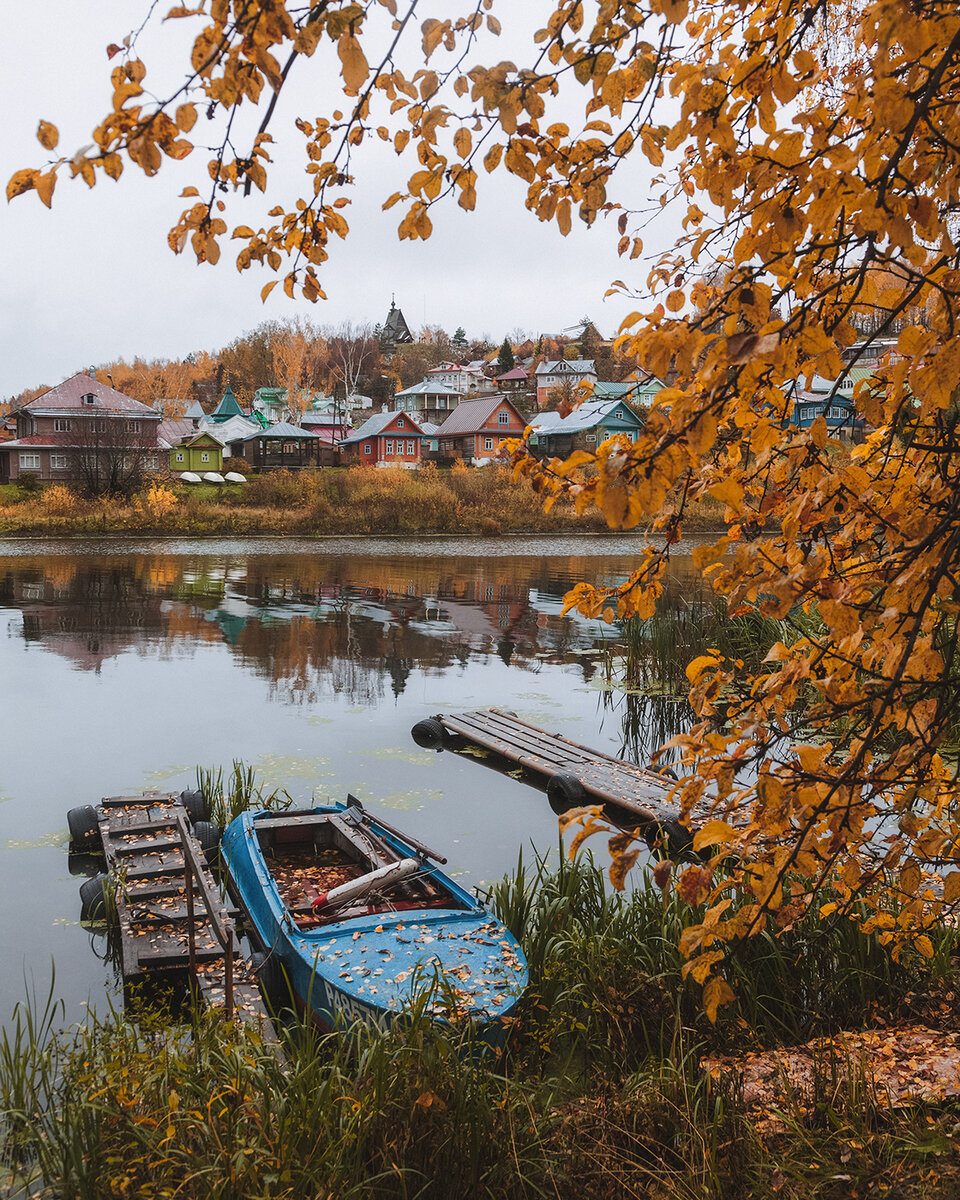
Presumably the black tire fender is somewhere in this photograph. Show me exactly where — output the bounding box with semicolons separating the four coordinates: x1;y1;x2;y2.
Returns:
193;821;221;858
79;874;109;922
411;717;445;750
180;789;206;823
67;805;102;852
547;772;587;813
642;820;694;859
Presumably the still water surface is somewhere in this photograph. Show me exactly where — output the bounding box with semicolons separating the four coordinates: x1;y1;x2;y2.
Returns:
0;536;702;1023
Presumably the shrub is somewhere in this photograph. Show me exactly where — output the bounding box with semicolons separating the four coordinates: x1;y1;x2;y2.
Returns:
17;472;40;496
39;484;76;515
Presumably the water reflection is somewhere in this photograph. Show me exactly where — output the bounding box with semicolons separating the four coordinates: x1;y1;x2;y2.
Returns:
0;538;710;1022
0;552;627;706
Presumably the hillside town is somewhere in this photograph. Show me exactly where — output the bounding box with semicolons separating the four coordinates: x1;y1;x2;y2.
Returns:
0;300;872;489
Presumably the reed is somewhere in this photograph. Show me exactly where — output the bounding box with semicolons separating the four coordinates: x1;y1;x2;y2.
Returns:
196;761;292;829
3;857;959;1198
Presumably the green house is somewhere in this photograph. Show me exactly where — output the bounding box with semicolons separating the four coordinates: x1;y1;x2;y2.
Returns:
169;431;224;473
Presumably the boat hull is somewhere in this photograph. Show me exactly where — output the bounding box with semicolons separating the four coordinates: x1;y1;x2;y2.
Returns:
222;805;527;1039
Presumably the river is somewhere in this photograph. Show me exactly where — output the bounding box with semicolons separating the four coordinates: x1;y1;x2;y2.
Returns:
0;535;704;1022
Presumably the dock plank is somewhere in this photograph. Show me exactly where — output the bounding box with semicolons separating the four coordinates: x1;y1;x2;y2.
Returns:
429;708;680;823
75;790;280;1047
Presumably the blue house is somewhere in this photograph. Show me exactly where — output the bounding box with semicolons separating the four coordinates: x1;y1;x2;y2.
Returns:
787;366;872;442
527;398;644;456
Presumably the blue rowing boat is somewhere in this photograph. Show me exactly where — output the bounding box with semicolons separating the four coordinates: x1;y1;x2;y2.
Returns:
221;799;527;1037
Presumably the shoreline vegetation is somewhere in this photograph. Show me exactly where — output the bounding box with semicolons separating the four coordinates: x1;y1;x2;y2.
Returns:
0;464;728;538
3;854;960;1199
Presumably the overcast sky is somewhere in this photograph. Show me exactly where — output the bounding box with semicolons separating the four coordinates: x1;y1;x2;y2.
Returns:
2;2;671;401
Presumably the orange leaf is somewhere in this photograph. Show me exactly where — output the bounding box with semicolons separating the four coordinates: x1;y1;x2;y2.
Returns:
6;169;37;202
37;121;59;151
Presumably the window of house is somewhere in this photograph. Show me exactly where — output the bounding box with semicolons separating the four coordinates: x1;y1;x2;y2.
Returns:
82;393;96;405
586;433;597;443
483;436;494;451
176;452;185;463
406;440;415;454
129;420;141;433
364;443;371;454
397;417;404;428
385;439;394;454
201;452;209;462
50;454;67;469
19;453;40;470
54;418;72;433
146;456;158;471
498;411;509;425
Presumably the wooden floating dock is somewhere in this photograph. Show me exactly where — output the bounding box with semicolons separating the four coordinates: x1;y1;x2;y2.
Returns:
95;792;277;1036
421;708;683;826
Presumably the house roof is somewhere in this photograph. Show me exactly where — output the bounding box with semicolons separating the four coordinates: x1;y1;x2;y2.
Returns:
534;359;596;376
157;418;194;449
185;401;206;420
211;384;245;420
395;379;461;397
382;301;413;345
496;367;529;382
592;381;635;399
199;414;258;442
435;395;522;436
22;372;159;416
302;410;351;426
0;436;65;450
529;398;643;436
242;420;322;441
340;410;425;445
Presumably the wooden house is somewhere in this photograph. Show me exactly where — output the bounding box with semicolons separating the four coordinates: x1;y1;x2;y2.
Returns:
528;398;644;457
339;411;425;466
433;395;526;464
169;431;224;473
0;373;162;483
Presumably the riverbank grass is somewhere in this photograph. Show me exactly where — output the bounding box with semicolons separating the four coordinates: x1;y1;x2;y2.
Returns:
0;465;727;537
3;854;960;1198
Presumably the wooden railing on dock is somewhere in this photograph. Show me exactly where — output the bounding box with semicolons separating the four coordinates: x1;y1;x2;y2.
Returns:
86;792;277;1037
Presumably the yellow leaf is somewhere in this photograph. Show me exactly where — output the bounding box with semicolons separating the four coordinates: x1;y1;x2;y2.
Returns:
692;820;735;852
35;171;56;209
6;169;37;202
37;121;59;150
338;34;369;93
453;127;472;158
260;280;278;301
943;871;960;904
915;935;934;960
175;103;197;133
686;653;722;684
702;975;734;1023
483;144;503;173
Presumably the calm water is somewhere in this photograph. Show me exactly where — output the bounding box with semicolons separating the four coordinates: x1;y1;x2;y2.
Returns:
0;535;703;1023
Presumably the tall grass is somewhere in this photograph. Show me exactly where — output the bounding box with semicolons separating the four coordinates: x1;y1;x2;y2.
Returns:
196;761;291;829
3;856;957;1198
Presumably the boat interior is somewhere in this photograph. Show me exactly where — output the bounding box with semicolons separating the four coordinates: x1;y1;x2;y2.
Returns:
253;811;465;928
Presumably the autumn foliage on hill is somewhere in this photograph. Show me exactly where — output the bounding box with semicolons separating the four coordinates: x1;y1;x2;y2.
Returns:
9;0;960;1016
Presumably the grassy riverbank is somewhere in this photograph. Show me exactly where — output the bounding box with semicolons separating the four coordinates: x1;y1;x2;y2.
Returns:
0;466;727;537
4;855;960;1199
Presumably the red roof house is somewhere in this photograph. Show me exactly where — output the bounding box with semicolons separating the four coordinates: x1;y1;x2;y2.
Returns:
0;373;162;485
338;410;426;467
433;395;527;464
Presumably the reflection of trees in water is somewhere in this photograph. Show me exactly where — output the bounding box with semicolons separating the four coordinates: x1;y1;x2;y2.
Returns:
603;689;693;774
0;550;673;705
